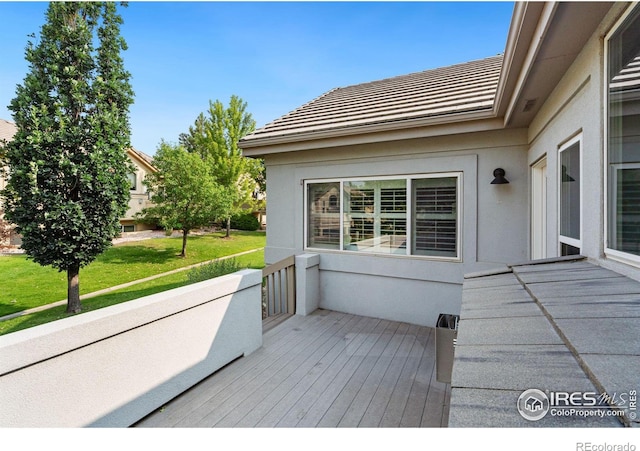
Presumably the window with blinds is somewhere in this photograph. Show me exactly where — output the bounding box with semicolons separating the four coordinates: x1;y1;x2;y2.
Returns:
343;180;407;254
306;174;460;260
413;177;457;257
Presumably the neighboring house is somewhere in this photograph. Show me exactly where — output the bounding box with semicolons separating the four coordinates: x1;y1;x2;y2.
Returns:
239;2;640;327
0;119;19;246
122;147;157;232
0;118;157;241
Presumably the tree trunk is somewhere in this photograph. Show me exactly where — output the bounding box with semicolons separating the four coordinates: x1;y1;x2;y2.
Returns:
66;265;81;314
181;229;188;258
226;217;231;238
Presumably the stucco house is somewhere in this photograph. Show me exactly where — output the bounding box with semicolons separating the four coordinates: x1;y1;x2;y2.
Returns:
0;119;20;246
121;147;157;232
239;2;640;328
0;118;157;241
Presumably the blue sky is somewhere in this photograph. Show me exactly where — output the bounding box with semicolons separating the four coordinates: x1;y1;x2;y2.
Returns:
0;1;514;154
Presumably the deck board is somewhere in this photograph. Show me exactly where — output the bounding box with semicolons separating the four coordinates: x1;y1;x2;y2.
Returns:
134;309;450;428
255;315;376;427
289;316;388;427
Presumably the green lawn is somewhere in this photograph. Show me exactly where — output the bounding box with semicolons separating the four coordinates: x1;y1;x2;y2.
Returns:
0;230;266;317
0;248;264;336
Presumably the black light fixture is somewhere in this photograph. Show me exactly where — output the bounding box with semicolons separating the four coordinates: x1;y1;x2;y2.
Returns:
491;168;509;185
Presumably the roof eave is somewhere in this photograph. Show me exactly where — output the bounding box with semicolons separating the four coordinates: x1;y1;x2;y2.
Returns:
241;109;502;156
127;148;157;172
493;2;555;124
496;2;614;128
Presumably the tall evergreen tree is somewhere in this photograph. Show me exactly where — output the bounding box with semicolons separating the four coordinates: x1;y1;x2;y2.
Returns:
1;2;134;313
180;96;258;237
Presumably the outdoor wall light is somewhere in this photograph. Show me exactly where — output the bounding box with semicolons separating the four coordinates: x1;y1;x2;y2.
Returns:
490;168;509;184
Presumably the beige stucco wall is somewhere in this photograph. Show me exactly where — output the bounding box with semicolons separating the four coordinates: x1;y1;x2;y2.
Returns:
527;3;640;281
121;152;156;231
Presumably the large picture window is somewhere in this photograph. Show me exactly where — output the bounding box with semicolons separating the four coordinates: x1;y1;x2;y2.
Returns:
606;5;640;261
306;173;461;260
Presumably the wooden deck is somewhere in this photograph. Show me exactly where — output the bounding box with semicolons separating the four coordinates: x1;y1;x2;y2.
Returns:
134;309;450;428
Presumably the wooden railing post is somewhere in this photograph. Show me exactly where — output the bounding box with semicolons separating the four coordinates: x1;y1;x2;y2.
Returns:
286;264;295;315
261;255;296;322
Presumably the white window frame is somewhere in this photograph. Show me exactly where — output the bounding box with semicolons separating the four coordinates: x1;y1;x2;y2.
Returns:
603;2;640;268
558;134;582;255
531;155;548;260
304;172;462;261
128;172;137;191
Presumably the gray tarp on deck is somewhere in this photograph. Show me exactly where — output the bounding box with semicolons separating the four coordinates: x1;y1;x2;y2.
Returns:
449;256;640;427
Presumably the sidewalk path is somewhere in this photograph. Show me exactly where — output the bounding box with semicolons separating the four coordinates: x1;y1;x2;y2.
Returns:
0;247;264;322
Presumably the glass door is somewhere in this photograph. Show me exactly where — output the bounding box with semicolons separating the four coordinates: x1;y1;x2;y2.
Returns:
558;136;582;256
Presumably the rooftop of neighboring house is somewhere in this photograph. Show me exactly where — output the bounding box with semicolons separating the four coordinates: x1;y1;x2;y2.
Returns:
240;55;503;146
0;119;17;142
128;147;156;171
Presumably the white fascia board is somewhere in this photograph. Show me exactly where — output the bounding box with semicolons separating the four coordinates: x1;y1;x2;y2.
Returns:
494;2;528;116
240;114;505;157
502;2;559;127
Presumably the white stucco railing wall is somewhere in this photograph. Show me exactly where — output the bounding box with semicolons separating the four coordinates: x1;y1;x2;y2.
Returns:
0;269;263;427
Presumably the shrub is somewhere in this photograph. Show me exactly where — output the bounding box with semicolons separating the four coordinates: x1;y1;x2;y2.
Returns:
187;258;242;284
230;213;260;231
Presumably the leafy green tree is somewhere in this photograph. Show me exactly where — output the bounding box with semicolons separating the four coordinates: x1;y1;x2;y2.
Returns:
1;2;134;313
180;95;260;237
138;141;232;258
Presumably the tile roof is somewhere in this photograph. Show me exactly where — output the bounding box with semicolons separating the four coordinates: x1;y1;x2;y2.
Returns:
0;119;17;142
241;55;503;145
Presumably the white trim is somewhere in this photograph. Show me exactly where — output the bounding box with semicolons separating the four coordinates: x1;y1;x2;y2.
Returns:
406;179;413;257
605;163;640;266
603;2;640;266
304;172;463;262
339;180;344;252
558;133;582;255
605;248;640;269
